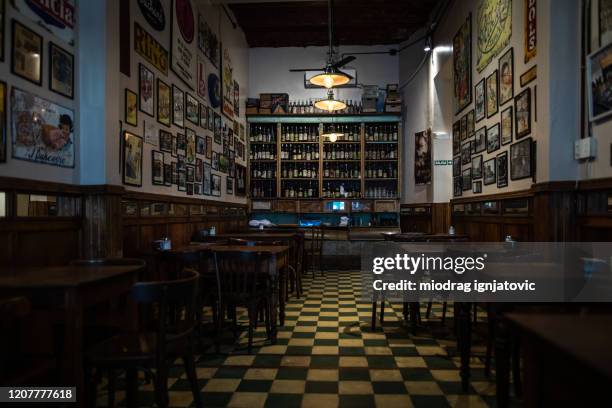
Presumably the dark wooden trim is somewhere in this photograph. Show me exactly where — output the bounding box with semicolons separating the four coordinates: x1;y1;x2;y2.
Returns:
451;188;534;204
122;190;247;208
577;178;612;191
0;176;84;195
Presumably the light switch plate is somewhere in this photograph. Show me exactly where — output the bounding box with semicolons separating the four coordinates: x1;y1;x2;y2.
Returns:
574;137;596;160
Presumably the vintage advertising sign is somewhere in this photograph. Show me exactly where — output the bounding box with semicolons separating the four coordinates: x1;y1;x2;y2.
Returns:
171;0;196;89
11;87;75;168
476;0;512;72
137;0;165;31
524;0;536;63
13;0;75;45
134;22;168;75
221;46;234;119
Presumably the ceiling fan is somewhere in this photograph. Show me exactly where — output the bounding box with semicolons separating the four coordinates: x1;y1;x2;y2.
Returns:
289;0;355;89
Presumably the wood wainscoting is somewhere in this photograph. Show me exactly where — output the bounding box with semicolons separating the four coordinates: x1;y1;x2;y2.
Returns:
400;203;451;234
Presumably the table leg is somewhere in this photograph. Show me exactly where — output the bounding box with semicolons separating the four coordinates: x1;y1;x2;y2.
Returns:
279;263;286;327
457;302;472;392
409;302;419;335
64;288;85;408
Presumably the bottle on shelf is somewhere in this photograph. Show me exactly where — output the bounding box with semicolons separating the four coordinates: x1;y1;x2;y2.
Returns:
282;180;318;198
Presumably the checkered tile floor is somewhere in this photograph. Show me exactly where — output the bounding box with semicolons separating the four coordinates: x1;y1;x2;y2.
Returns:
97;270;515;407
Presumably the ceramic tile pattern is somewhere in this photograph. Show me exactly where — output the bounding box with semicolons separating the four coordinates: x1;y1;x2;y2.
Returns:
96;271;517;407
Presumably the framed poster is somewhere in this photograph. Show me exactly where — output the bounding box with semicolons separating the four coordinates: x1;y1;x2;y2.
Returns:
157;79;171;126
134;22;169;75
152;150;164;185
123;131;143;186
501;106;513;145
473;181;483;194
588;43;612;121
414;129;431;185
0;81;5;162
499;47;514;105
185;128;196;163
164;163;172;186
510;137;532;180
11;87;75;167
486;70;499;117
453;176;463;197
212;151;218;170
184;93;198;125
159;129;172;152
211;173;221;196
186;182;193;195
466;109;475;137
221;46;234;118
600;0;612;47
213;112;221;143
196;135;205;154
474;126;486;153
139;64;154;116
452;120;461;156
186;164;194;182
525;0;537;62
520;65;537;86
49;42;74;99
197;55;207;99
233;80;240;116
472;155;483;179
483;157;496;185
453;14;472;114
205;135;212;159
486;123;500;153
176;133;186;156
203;162;212;194
170;0;196;88
195;158;203;182
199;102;206;128
198;13;219;67
460;115;468;140
11;20;42;85
144;120;157;146
461;140;472;165
172;84;184;127
462;168;472;191
497;151;509;187
207;107;213;130
515;88;531;138
137;0;165;31
475;79;486;122
476;0;512;72
13;0;75;45
453;156;461;177
226;176;234;195
236;164;246;196
125;89;138;126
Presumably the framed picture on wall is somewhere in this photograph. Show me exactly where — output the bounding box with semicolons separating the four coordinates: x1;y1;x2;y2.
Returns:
195;158;203;182
510;137;533;180
199;103;207;128
123;131;143;187
185;128;196;164
600;0;612;47
176;133;186;156
236;164;246;196
185;93;199;125
205;135;212;159
196;136;205;154
466;109;475;137
471;154;483;179
486;123;500;153
461;141;472;165
12;20;42;85
49;42;74;99
213;112;222;143
453;176;463;197
0;0;5;62
486;69;499;117
172;84;184;128
474;126;486;153
483;157;496;185
497;151;509;187
453;14;472;114
460;115;468;140
233;81;240;116
164;163;172;186
0;80;6;163
473;181;482;194
152;150;164;185
498;47;514;105
207;107;213;130
475;79;485;122
462;168;471;191
587;42;612;122
452;120;461;156
501;106;513;145
515;88;531;138
139;63;154;116
211;174;221;196
125;89;138;126
157;79;171;127
203;163;212;195
227;176;234;194
453;156;461;177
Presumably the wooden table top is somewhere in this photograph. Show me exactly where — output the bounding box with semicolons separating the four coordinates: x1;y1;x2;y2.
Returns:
163;242;220;254
217;232;300;239
211;245;290;255
0;265;143;289
506;313;612;379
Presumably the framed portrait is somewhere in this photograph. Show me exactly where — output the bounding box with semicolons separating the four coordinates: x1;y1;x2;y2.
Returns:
171;162;178;185
227;176;234;194
466;109;475;137
515;88;531;138
176;133;186;156
205;135;213;159
185;93;199;125
214;112;222;143
452;120;461;156
178;167;186;192
475;79;486;122
186;165;195;183
49;42;74;99
501;106;513;145
195;158;203;182
461;140;472;165
414;129;431;185
211;174;221;196
453;156;461;177
164;163;172;186
159;130;172;153
460;115;468;141
0;81;5;162
486;70;499;117
125;89;138;126
139;64;154;116
233;81;240;116
199;103;207;128
203;163;212;195
12;20;42;85
453;176;463;197
11;87;75;167
207;106;213;130
123;131;143;187
486;123;500;153
185;129;196;164
483;157;496;185
499;47;514;105
157;79;171;127
471;155;483;179
587;43;612;122
474;126;486;153
510;137;532;180
473;180;482;194
196;136;205;154
462;168;472;191
497;150;508;188
171;135;177;157
152;150;164;185
172;85;184;128
453;14;472;114
236;164;246;196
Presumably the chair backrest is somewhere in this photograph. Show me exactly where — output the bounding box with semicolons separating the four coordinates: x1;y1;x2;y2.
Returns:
69;258;146;267
213;250;271;301
310;227;324;251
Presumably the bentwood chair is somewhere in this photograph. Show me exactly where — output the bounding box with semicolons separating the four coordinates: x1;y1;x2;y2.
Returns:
213;250;273;354
307;226;325;277
85;269;202;408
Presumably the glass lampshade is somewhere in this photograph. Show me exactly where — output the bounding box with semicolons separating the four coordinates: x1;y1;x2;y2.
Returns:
309;68;351;89
314;91;347;113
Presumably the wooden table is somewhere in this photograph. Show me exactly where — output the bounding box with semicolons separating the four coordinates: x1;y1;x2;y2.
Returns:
505;313;612;407
0;265;143;408
211;245;289;340
384;232;469;242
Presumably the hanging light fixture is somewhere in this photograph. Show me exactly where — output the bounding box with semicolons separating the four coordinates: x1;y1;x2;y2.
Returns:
308;0;352;89
315;89;347;113
321;122;344;143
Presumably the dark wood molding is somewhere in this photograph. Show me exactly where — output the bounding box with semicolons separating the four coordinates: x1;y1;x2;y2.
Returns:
451;188;534;205
123;190;248;208
0;176;84;195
